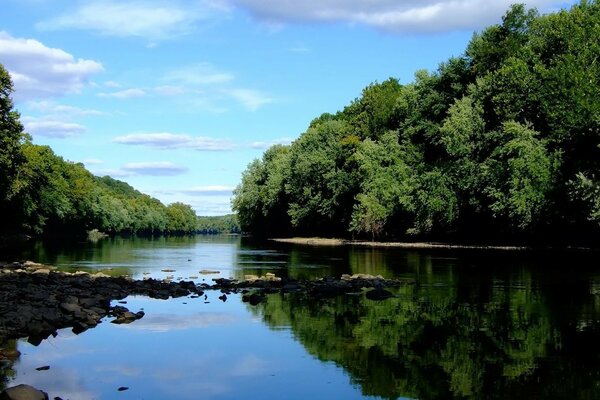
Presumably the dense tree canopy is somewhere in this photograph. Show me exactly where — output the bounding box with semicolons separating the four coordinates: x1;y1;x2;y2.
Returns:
233;1;600;243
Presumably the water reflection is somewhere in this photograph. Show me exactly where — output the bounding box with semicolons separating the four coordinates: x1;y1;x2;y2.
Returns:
4;237;600;398
249;252;600;399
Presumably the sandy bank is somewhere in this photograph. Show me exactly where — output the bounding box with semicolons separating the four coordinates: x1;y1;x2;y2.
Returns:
271;237;533;251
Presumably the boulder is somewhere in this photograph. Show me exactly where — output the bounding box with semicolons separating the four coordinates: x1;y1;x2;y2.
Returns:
0;384;49;400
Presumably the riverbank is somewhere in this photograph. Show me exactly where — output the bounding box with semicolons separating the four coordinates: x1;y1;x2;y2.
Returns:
271;237;597;251
0;261;414;345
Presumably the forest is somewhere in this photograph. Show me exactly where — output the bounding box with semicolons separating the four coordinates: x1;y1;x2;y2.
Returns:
232;2;600;243
0;64;238;238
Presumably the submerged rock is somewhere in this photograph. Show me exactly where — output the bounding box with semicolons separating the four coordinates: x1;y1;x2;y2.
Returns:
0;384;49;400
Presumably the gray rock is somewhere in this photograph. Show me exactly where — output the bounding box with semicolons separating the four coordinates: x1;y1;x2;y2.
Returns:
0;384;49;400
59;303;80;314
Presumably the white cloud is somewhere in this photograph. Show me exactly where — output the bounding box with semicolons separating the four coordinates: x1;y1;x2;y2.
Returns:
121;161;189;176
36;0;223;40
165;62;235;86
27;100;105;116
98;88;147;98
180;185;235;196
82;158;104;165
226;88;274;111
0;31;103;100
228;0;570;33
154;85;189;96
187;199;233;215
159;63;275;111
113;132;234;151
22;116;86;138
250;137;293;149
91;168;133;178
103;80;122;88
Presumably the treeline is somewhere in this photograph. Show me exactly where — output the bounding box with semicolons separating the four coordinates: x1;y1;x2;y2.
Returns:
233;2;600;243
0;64;201;238
197;214;240;234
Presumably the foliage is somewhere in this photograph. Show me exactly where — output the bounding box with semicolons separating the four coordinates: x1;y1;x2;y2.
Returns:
233;1;600;243
196;214;240;234
0;64;27;204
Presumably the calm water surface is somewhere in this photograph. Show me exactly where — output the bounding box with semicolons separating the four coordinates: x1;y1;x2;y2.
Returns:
2;235;600;399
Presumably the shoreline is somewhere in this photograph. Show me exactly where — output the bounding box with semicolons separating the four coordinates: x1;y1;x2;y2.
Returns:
0;261;413;345
270;237;596;251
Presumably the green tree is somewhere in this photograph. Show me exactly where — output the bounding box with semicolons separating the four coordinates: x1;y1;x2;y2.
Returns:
482;121;556;230
285;120;358;235
232;144;291;235
350;132;415;239
166;202;197;234
0;64;28;233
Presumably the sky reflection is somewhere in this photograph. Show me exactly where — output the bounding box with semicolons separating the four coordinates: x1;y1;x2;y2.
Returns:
9;295;371;400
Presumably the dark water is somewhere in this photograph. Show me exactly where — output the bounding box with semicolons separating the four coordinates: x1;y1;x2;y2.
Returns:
2;236;600;399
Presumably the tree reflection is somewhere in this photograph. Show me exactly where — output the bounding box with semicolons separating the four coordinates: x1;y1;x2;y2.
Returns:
249;271;600;399
0;340;18;392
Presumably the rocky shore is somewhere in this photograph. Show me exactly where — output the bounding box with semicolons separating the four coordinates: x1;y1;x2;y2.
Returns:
0;261;414;345
0;260;415;399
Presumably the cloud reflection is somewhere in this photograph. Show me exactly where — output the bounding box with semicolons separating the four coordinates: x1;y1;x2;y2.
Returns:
121;312;236;332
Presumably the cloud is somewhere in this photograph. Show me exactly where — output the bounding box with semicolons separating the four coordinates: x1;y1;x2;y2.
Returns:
98;88;147;98
154;85;189;96
91;168;133;178
226;88;274;111
27;100;105;116
162;63;275;111
103;80;122;88
180;185;235;196
165;62;235;86
121;161;188;176
228;0;570;33
250;137;293;149
82;158;104;165
0;31;103;100
36;0;223;40
186;198;233;215
113;132;234;151
22;116;86;138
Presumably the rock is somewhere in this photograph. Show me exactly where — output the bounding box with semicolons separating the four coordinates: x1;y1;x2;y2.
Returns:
242;293;265;305
31;269;50;275
199;270;220;275
59;303;81;314
117;387;129;392
111;311;137;324
161;269;176;272
0;384;49;400
365;288;394;301
35;365;50;371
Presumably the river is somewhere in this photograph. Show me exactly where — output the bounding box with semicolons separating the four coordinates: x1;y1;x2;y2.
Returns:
2;235;600;399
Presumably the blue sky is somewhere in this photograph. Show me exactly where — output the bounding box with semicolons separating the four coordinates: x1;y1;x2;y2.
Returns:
1;0;577;215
